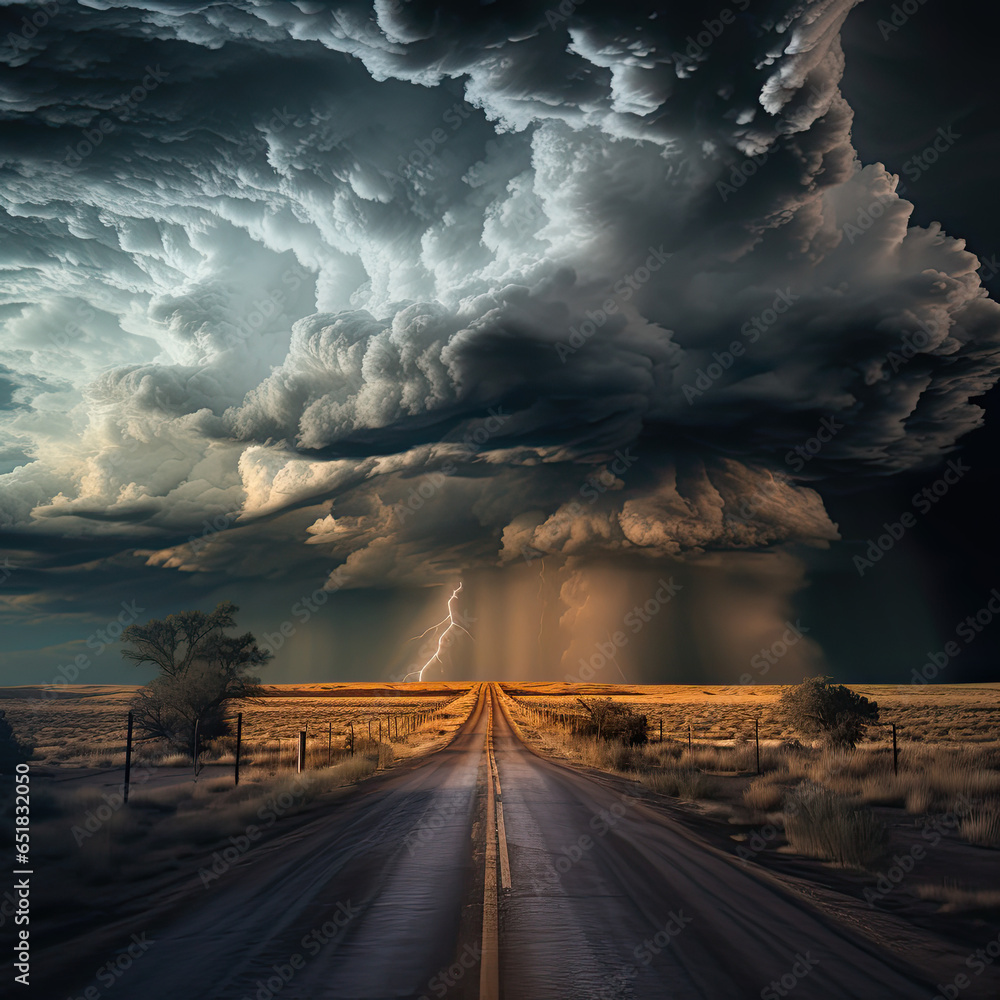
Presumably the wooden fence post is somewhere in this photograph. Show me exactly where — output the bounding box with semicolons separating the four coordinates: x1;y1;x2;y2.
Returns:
297;730;307;773
235;712;243;787
193;718;200;778
349;721;354;757
327;721;332;767
755;717;760;775
892;723;899;775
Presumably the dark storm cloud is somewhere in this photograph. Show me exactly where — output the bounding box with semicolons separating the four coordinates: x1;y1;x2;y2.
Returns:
0;0;997;599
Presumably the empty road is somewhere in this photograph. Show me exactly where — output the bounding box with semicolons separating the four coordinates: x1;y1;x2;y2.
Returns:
37;683;990;999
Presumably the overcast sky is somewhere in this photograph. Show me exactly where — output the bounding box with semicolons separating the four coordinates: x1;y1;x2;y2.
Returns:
1;0;997;686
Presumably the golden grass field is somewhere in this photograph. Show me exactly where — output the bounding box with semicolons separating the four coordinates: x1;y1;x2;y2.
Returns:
1;681;997;923
500;682;1000;747
495;684;1000;911
0;682;475;766
2;682;996;768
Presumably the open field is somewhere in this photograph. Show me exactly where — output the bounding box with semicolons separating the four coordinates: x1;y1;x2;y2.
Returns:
500;682;1000;747
0;682;477;768
497;683;1000;928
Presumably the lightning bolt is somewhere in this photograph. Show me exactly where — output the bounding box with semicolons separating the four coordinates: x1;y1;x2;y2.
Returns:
404;582;472;681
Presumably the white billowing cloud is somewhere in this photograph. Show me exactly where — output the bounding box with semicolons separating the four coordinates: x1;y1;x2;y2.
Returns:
0;0;996;601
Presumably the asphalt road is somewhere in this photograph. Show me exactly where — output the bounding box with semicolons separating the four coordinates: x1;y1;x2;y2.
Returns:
42;682;993;999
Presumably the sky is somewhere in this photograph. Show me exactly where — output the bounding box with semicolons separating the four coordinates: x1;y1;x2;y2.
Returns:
0;0;997;687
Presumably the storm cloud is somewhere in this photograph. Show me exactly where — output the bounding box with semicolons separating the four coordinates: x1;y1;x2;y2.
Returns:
0;0;997;680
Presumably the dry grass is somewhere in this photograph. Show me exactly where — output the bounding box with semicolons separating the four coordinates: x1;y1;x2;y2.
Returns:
502;682;1000;749
743;776;786;813
959;803;1000;848
783;784;888;868
30;753;385;884
640;768;719;800
0;683;476;767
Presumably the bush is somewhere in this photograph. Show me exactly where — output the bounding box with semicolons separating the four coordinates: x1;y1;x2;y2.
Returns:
576;698;648;746
780;677;879;750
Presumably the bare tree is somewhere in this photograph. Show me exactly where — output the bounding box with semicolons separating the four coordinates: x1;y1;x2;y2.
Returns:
122;602;270;754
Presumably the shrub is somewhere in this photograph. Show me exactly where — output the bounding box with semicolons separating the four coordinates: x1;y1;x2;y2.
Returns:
780;677;880;749
576;698;648;746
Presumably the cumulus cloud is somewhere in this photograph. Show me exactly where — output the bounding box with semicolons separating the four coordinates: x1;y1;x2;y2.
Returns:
0;0;997;613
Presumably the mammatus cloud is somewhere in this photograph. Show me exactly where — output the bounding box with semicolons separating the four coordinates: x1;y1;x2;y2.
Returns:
0;0;997;618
